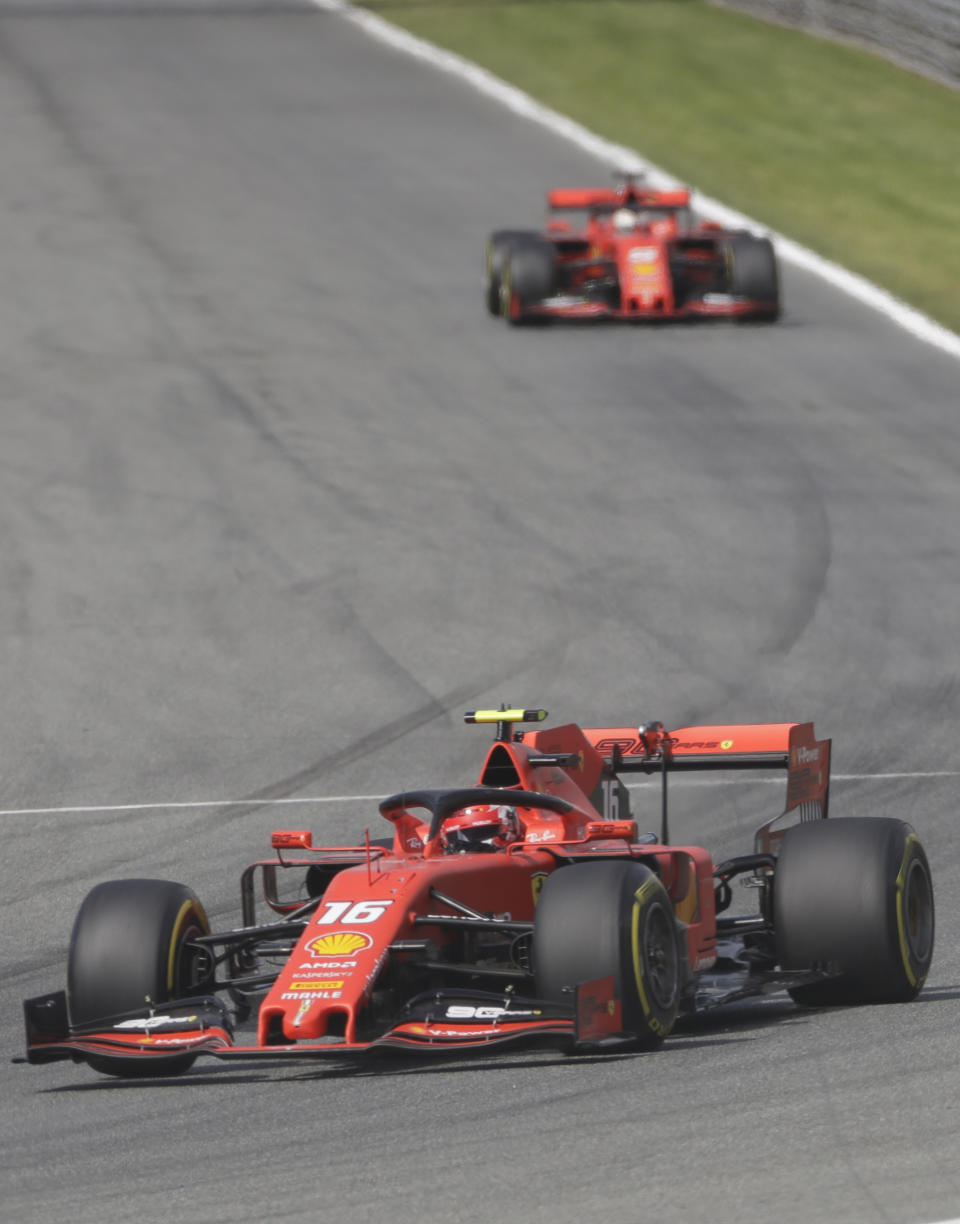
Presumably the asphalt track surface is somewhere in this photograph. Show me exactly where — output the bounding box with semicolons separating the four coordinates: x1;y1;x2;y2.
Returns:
2;6;960;1223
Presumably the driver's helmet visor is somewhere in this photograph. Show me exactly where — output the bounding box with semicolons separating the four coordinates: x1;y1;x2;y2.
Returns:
442;805;519;852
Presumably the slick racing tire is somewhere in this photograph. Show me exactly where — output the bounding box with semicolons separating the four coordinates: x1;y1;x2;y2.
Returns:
774;818;934;1006
727;234;780;321
534;860;679;1049
68;878;213;1077
485;230;540;316
500;236;557;325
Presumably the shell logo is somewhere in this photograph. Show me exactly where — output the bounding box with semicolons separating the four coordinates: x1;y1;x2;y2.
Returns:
721;740;734;750
305;931;373;957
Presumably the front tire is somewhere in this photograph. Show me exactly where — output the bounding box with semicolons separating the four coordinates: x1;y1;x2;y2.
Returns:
534;860;679;1049
68;878;213;1076
484;230;541;317
774;818;934;1006
500;236;557;325
727;234;780;320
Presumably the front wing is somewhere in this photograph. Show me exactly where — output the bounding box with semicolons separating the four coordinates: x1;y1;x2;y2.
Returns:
22;979;625;1070
515;295;769;322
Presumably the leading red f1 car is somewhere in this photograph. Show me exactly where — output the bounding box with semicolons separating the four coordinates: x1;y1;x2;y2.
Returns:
23;708;933;1077
486;176;780;324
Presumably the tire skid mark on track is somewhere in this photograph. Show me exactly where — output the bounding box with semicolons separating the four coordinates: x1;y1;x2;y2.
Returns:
2;11;382;528
0;14;193;317
199;363;386;526
134;638;571;829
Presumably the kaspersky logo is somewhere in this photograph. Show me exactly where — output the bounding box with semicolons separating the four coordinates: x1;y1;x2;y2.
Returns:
305;931;374;957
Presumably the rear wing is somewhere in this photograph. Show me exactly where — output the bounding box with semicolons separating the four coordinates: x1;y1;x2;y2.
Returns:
548;186;692;212
579;721;831;849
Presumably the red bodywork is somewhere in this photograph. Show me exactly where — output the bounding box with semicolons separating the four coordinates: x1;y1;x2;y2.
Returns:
498;181;779;323
24;712;829;1070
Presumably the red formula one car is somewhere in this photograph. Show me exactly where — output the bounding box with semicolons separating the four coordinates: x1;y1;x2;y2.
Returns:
486;176;780;324
23;709;933;1077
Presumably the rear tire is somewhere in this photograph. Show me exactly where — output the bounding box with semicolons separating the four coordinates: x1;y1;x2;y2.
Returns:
534;860;679;1048
727;234;780;320
774;818;934;1006
68;878;213;1076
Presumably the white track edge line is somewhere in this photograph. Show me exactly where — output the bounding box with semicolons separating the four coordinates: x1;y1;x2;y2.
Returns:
2;772;957;817
312;0;960;362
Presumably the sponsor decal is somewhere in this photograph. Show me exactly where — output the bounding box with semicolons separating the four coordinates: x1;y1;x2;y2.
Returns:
289;980;345;992
281;991;342;1001
721;740;734;750
293;970;355;981
596;736;641;756
531;871;548;904
542;294;589;308
526;829;557;844
574;976;622;1040
298;960;358;970
628;246;657;261
794;745;820;765
445;1005;542;1020
305;931;373;957
293;1000;312;1029
425;1027;494;1040
113;1015;198;1032
363;951;388;993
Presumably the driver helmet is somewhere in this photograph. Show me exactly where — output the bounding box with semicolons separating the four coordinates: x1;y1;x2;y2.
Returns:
612;207;639;232
442;805;521;854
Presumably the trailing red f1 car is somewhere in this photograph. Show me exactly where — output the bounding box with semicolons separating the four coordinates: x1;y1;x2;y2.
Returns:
23;708;933;1077
486;176;780;324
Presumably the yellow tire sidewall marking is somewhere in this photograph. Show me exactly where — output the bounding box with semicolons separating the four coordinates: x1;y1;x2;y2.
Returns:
166;899;209;995
631;877;665;1033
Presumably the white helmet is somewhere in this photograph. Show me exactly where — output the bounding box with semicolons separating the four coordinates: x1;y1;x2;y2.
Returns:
612;207;638;232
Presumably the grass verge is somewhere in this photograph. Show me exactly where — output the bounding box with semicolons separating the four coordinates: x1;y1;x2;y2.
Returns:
355;0;960;336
